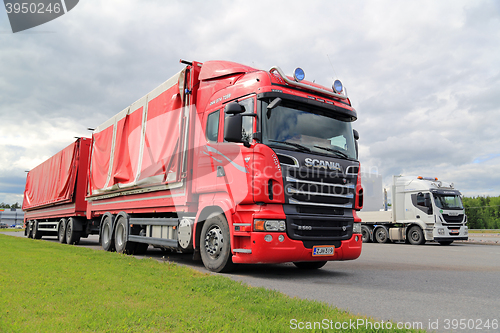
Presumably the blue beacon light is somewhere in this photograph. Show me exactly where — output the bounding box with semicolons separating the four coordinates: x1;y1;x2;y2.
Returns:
293;68;305;82
333;79;343;93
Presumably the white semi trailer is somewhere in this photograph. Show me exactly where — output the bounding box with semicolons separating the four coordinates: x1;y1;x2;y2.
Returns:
358;175;468;245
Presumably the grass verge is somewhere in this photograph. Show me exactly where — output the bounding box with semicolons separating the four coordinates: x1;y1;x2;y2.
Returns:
0;234;425;332
469;229;500;234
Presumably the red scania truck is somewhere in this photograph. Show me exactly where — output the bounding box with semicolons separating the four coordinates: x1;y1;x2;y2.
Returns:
23;60;363;272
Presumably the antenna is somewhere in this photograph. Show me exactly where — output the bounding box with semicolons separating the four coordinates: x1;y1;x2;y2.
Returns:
326;54;339;80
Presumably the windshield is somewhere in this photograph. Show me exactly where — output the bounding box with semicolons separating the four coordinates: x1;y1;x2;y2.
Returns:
262;99;357;160
433;194;464;210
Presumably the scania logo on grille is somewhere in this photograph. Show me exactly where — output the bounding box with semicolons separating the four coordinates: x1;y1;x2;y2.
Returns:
298;225;312;230
304;157;342;171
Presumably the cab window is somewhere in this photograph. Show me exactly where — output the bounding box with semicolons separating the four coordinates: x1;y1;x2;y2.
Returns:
206;110;220;142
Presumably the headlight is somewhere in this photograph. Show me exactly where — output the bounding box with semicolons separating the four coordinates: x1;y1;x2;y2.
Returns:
353;222;361;234
254;219;286;232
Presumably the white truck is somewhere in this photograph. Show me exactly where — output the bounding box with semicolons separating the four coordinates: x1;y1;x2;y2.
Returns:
358;175;468;245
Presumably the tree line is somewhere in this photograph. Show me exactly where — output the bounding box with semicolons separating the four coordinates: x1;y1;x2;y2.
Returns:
0;202;21;209
463;196;500;229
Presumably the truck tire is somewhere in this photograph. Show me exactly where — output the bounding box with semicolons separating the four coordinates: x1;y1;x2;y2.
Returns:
374;226;389;243
361;225;372;243
26;221;33;238
32;221;43;239
293;261;327;269
114;216;137;254
408;226;425;245
101;215;115;252
200;213;234;273
66;218;81;245
58;218;67;244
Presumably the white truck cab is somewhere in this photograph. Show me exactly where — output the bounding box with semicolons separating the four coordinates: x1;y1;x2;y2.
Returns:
358;175;468;245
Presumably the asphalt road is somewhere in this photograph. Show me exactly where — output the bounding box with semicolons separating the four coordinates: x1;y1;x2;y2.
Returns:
4;232;500;332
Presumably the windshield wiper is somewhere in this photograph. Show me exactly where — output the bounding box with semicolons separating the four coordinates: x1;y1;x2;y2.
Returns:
269;140;311;152
314;145;349;159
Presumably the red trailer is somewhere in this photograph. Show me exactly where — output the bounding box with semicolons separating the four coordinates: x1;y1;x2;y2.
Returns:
23;138;91;244
24;60;364;272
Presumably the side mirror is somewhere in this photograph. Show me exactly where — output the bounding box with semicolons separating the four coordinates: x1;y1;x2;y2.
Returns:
353;129;359;159
424;193;432;208
353;129;359;140
224;113;244;143
225;102;245;115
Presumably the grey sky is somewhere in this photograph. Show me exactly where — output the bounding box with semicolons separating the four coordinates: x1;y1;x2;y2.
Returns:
1;0;499;204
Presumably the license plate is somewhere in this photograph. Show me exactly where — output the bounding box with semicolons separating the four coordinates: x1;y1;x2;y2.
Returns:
450;230;459;235
312;246;334;256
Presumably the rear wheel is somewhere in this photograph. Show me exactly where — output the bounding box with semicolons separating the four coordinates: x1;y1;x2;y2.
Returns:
361;225;372;243
101;215;115;252
26;221;33;238
200;213;234;273
66;218;81;245
408;226;425;245
293;261;327;270
114;216;137;254
58;218;67;244
32;221;43;239
374;226;389;243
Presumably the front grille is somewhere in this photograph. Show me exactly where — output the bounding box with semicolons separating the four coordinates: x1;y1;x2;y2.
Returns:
296;206;342;215
286;167;355;209
442;214;464;223
287;215;352;241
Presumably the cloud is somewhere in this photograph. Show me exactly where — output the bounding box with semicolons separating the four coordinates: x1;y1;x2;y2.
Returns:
1;0;499;204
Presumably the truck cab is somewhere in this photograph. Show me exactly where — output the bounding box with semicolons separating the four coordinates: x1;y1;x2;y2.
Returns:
359;175;468;245
396;176;468;245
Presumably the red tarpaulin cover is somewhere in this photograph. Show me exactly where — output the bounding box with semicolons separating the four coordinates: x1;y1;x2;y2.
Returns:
89;70;184;196
23;141;80;209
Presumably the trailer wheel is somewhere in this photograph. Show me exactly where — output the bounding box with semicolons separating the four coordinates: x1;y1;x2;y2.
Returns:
26;221;33;238
101;215;115;252
361;226;372;243
58;218;67;244
438;241;453;246
293;261;327;270
408;226;425;245
200;213;234;273
374;226;389;243
114;216;137;254
66;218;81;245
32;221;43;239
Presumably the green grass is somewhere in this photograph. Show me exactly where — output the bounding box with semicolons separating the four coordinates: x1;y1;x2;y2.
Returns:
0;235;425;333
469;229;500;234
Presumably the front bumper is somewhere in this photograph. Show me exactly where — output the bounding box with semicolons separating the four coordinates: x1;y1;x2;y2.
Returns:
231;232;362;264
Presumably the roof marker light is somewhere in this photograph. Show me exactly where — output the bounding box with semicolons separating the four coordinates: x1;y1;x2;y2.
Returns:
333;79;343;93
293;68;305;82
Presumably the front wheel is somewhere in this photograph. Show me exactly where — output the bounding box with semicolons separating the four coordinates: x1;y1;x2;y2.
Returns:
200;213;234;273
293;261;327;270
408;226;425;245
